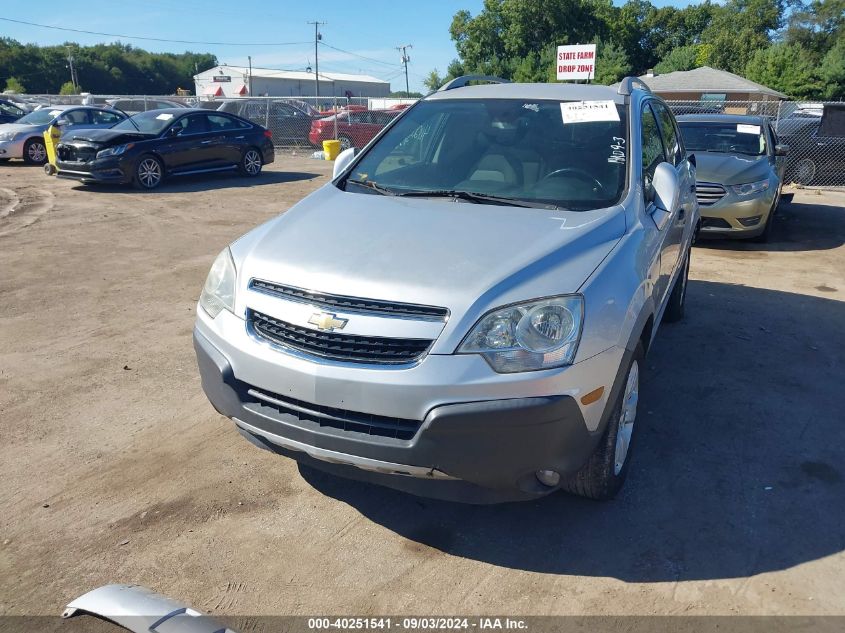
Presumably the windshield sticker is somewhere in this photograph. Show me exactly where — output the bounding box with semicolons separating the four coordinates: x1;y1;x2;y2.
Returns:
561;100;619;124
608;137;626;164
522;103;539;112
737;124;761;135
49;110;62;117
156;113;174;120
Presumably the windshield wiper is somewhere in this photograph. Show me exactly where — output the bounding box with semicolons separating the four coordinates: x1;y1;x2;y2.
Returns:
396;189;558;209
345;179;396;196
114;108;141;132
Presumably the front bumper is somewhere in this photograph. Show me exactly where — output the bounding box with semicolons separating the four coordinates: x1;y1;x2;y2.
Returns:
0;138;26;159
194;309;624;501
56;156;131;184
698;186;776;238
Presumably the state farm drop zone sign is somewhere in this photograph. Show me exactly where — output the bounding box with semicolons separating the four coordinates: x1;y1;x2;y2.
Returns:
556;44;597;81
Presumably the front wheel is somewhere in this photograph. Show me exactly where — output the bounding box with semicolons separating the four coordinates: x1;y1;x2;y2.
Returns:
134;155;164;190
239;147;263;177
561;343;644;500
23;138;48;165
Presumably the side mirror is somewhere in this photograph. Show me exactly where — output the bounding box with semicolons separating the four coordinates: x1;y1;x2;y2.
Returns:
333;147;356;179
167;126;182;137
687;153;696;168
55;117;68;126
649;162;680;231
775;144;789;156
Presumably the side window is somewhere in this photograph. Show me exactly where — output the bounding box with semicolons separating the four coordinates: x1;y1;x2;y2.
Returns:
349;112;367;124
64;110;91;124
640;104;665;182
207;114;247;131
92;110;123;125
652;101;683;166
171;114;208;135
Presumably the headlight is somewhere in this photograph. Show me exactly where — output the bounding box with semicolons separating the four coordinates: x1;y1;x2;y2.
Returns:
731;179;769;196
96;143;134;159
0;131;19;142
458;295;583;373
199;248;236;318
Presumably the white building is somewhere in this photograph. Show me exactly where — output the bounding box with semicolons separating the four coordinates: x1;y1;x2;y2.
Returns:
194;65;391;99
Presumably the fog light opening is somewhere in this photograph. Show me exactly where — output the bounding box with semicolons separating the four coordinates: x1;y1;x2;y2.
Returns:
536;469;561;487
738;215;763;227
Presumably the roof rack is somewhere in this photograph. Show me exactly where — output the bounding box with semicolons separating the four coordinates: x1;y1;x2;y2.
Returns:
617;77;651;96
438;75;511;91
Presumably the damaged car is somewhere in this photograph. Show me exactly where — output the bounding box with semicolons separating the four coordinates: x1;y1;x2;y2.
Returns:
56;108;274;189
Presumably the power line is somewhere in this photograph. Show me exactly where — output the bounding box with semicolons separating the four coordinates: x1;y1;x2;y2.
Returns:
318;42;400;69
0;17;310;46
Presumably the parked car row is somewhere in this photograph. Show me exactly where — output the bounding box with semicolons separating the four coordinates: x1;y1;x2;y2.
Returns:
0;104;274;188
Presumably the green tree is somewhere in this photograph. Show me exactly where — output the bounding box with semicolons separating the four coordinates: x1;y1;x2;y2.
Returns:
59;81;77;95
784;0;844;56
654;45;701;74
700;0;784;73
423;69;444;92
594;40;632;85
4;76;25;92
819;37;845;99
745;42;823;98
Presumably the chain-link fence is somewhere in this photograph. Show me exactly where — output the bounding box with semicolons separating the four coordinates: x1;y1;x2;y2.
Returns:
7;93;842;186
8;93;418;153
665;100;845;188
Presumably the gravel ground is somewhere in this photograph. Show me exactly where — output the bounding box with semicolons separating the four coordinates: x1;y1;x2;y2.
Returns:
0;157;843;619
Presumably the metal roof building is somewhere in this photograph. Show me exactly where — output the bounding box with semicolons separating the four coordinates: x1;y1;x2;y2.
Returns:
633;66;788;101
193;65;391;99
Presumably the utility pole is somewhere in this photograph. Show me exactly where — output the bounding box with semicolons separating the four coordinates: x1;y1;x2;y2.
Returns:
247;55;253;96
66;46;78;91
396;44;413;98
307;21;326;100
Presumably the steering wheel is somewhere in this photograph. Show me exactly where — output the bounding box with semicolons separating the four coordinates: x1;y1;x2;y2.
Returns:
540;168;605;192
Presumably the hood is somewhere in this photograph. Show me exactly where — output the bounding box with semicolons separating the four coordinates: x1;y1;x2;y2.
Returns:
693;152;770;185
232;184;625;333
0;122;46;135
62;128;152;146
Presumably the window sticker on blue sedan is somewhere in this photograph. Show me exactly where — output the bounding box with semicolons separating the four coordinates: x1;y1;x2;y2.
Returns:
560;100;620;124
737;124;761;135
156;113;174;120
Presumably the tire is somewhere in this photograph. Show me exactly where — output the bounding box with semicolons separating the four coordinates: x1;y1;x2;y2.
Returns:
133;155;164;190
0;158;10;163
795;158;816;185
23;138;48;165
752;189;780;243
663;250;690;323
239;147;263;177
561;343;645;500
338;135;353;151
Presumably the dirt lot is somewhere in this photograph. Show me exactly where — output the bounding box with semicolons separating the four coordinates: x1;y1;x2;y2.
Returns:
0;157;843;619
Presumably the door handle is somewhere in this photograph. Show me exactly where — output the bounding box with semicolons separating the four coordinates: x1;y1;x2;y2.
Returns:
235;135;245;139
200;140;213;144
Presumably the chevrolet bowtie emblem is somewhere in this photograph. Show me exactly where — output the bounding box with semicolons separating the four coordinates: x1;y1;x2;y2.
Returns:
308;312;348;332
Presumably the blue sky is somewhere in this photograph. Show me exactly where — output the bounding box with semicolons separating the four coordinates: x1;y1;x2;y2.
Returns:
2;0;696;93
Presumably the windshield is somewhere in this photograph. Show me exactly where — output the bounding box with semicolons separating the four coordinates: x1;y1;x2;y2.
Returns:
678;121;766;156
17;108;64;125
111;110;177;134
344;99;628;211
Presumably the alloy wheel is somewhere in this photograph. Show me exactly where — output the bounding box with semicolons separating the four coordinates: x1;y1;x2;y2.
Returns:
137;158;162;189
243;150;262;175
796;158;816;185
28;142;47;163
614;360;639;475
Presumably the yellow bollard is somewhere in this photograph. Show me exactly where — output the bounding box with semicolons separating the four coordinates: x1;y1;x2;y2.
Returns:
43;124;62;175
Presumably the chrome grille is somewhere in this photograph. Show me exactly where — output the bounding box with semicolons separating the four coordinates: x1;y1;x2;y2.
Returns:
696;182;727;206
250;279;448;320
248;309;433;364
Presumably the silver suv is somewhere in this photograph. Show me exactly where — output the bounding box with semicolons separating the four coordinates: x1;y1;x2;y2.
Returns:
194;77;699;502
